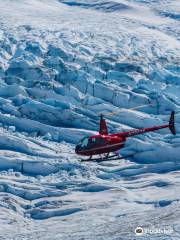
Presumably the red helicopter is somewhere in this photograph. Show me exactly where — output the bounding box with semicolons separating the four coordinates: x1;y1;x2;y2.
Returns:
75;106;176;161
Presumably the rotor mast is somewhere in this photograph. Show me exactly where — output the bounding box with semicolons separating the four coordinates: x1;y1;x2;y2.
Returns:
99;114;108;135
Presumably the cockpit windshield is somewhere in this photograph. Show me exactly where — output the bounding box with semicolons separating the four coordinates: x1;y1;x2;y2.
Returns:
76;136;106;150
77;137;89;148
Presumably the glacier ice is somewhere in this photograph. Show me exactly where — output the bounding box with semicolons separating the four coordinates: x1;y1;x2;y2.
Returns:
0;0;179;239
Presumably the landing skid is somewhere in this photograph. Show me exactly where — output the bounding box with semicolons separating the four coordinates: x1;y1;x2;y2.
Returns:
80;154;134;162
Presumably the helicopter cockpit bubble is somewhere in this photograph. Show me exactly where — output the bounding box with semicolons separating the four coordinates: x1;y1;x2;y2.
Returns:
76;137;90;150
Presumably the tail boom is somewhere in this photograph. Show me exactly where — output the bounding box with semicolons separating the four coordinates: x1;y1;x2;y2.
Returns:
118;111;176;138
119;124;169;138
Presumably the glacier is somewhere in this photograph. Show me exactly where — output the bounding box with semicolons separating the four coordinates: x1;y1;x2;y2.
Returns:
0;0;180;239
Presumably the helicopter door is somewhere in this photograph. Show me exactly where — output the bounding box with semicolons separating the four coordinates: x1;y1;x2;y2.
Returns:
90;137;106;147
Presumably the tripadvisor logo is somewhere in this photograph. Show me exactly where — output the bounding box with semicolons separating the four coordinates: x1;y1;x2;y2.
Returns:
135;227;144;236
135;226;174;236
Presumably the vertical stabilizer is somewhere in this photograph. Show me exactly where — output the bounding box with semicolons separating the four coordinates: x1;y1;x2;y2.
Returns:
169;111;176;135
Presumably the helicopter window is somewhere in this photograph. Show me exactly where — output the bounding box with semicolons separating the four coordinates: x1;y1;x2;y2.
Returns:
90;137;106;145
88;138;96;147
98;138;106;145
77;137;106;150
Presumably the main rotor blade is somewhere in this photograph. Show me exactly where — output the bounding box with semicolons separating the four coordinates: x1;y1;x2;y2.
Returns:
101;103;152;117
71;114;99;120
69;103;152;121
